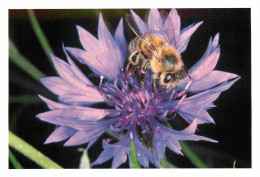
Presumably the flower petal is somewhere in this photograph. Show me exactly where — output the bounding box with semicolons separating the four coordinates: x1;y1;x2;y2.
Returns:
91;132;131;168
178;77;240;124
86;137;99;150
63;44;94;86
36;107;114;130
114;18;127;70
38;95;67;110
40;76;103;105
90;141;115;167
64;121;110;146
58;94;103;106
177;22;203;53
164;9;180;42
187;70;239;93
175;119;218;142
130;9;148;35
98;13;120;71
44;126;77;144
40;77;72;96
148;8;163;33
132;126;161;168
189;46;220;80
76;25;99;52
51;53;93;90
65;47;119;81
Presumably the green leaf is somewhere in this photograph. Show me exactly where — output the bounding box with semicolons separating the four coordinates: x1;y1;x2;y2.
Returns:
130;140;141;168
9;131;63;169
28;9;54;62
9;149;23;169
9;39;46;82
78;148;90;169
9;95;41;104
180;142;207;168
160;156;169;168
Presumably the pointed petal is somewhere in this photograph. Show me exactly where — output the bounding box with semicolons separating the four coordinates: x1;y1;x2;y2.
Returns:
51;53;92;89
58;94;103;106
65;47;109;78
91;132;131;168
177;121;218;142
153;131;166;160
40;77;101;103
114;18;127;70
40;77;73;96
178;78;240;124
91;142;115;167
178;110;215;124
191;47;220;80
98;13;120;71
45;126;77;144
148;8;163;32
184;77;240;104
187;70;239;93
189;34;219;73
63;44;94;86
177;22;203;53
181;118;198;134
164;9;180;41
130;9;148;34
65;47;119;81
36;108;113;130
64;128;105;146
38;95;67;110
112;148;128;168
76;25;99;52
131;126;161;168
86;137;99;150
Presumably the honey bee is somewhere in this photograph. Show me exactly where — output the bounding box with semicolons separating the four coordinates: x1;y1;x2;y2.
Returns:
125;12;188;91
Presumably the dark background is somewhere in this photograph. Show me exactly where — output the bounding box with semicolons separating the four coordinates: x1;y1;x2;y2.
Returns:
9;9;251;168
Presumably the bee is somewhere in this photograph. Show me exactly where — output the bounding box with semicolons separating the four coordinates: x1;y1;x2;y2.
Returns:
125;11;188;91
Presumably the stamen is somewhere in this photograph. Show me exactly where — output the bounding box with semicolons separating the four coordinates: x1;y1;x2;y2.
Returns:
176;78;193;98
99;75;104;88
106;132;120;143
169;94;187;114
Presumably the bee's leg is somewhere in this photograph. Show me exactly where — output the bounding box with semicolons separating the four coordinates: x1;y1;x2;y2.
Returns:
140;60;150;88
176;76;193;98
153;73;161;92
126;63;139;76
126;50;141;77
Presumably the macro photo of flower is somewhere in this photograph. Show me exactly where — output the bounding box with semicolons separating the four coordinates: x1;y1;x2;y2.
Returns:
9;8;251;169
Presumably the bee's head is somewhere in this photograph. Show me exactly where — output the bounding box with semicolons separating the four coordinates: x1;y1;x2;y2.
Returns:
158;45;182;71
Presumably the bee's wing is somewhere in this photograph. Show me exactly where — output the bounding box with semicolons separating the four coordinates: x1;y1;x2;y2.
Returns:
126;13;161;60
125;14;147;42
159;10;177;47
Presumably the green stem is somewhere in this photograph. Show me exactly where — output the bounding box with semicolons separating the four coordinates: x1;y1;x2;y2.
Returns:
9;39;46;82
180;142;207;168
28;9;54;62
9;95;41;104
9;131;63;169
9;149;23;169
130;140;141;168
160;156;169;168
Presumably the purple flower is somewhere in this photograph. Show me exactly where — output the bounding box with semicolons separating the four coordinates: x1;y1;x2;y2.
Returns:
36;9;239;168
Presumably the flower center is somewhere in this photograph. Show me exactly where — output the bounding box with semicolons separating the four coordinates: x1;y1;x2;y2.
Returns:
100;70;177;133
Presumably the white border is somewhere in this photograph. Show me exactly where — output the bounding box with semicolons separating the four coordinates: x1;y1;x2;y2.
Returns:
2;0;260;177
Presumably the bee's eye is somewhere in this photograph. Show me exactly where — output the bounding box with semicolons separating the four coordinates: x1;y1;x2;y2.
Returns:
164;73;174;83
164;55;176;63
